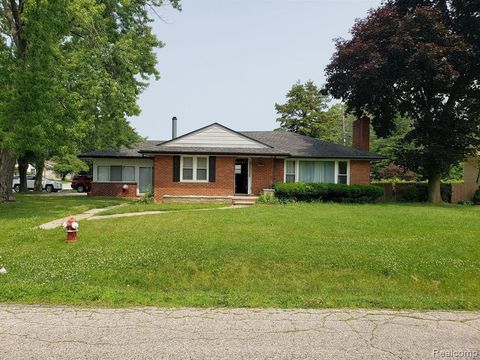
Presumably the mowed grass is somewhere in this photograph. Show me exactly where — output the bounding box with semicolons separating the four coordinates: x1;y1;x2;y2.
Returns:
0;195;126;234
0;195;479;309
97;201;227;215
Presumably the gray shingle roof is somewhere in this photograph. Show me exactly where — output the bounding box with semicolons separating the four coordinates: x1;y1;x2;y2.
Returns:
79;140;164;159
79;131;383;160
139;146;288;156
241;131;383;160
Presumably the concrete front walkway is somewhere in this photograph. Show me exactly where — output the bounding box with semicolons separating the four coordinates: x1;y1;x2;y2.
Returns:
87;205;243;221
38;205;244;229
37;205;124;230
0;305;478;359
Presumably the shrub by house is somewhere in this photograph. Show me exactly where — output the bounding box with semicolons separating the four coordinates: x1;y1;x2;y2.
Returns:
274;183;384;203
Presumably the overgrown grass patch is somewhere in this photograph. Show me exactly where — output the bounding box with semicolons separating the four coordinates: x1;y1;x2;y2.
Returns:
1;197;479;309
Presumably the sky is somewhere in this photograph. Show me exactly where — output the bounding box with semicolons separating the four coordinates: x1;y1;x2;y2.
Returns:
130;0;382;140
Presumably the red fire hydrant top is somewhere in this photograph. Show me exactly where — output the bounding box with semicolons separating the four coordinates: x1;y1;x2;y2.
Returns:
64;217;78;230
63;217;79;243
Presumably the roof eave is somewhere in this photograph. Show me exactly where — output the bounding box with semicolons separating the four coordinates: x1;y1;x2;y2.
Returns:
286;155;385;160
139;150;290;157
78;154;154;159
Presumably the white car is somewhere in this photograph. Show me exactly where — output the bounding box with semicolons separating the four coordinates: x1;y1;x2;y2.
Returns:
12;175;63;193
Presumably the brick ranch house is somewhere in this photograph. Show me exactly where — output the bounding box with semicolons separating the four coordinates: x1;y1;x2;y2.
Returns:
79;118;382;203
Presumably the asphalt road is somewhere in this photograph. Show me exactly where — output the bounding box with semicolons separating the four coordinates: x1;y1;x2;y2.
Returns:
0;305;479;359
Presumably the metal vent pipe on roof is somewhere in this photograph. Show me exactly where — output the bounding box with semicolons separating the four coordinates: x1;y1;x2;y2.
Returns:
172;116;177;139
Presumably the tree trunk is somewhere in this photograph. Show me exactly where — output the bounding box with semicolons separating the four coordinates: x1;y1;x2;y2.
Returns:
427;173;442;204
34;160;45;192
0;148;17;202
18;157;29;192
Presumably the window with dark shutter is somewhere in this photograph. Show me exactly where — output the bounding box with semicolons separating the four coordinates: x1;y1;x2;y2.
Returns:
173;156;180;182
209;156;216;182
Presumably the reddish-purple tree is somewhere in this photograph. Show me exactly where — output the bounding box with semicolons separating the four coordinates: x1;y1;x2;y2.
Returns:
325;0;480;203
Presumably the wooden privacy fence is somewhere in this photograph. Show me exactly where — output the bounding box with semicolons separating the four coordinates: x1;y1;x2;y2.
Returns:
451;182;479;203
374;182;479;203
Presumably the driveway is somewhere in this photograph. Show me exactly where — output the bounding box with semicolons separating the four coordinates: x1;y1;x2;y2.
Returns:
0;305;478;360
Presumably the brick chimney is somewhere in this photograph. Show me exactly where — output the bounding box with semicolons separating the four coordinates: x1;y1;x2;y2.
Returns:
352;117;370;151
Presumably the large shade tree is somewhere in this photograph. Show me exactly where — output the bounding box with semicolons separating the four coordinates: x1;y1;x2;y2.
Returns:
276;81;353;144
325;0;480;203
0;0;180;201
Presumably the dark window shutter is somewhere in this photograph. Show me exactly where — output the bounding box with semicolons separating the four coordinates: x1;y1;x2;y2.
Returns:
209;156;216;182
173;156;180;182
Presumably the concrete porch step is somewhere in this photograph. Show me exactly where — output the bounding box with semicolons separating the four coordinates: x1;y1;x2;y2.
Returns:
232;196;258;206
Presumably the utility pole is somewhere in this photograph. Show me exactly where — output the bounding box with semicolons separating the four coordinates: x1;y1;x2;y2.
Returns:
341;106;347;146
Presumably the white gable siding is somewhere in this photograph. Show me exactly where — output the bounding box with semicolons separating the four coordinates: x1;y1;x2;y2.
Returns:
162;124;268;148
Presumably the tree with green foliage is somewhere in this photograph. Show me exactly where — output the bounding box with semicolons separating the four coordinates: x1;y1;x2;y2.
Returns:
52;154;89;180
325;103;355;146
326;0;480;203
276;81;349;144
371;114;465;181
370;116;412;179
0;0;181;202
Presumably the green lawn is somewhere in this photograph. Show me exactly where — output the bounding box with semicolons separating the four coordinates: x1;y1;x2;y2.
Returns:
97;201;227;215
1;195;479;309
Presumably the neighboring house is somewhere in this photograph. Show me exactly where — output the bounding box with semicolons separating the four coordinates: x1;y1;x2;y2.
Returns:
44;160;61;180
79;118;382;202
14;161;60;180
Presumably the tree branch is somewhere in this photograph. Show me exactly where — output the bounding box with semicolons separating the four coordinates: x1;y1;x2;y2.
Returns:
442;75;470;121
1;0;24;51
1;1;16;43
9;0;19;28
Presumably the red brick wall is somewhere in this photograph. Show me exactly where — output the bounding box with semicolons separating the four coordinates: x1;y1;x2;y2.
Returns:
251;158;285;194
154;155;235;202
274;159;285;185
154;156;286;202
89;182;137;198
352;117;370;151
350;160;371;185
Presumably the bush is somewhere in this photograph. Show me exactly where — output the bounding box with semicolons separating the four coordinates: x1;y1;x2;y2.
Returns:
377;164;417;181
395;185;426;202
256;193;280;205
473;187;480;205
395;183;452;202
274;183;384;203
139;186;154;204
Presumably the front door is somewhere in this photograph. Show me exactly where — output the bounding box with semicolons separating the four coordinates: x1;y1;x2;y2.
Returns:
235;159;249;194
